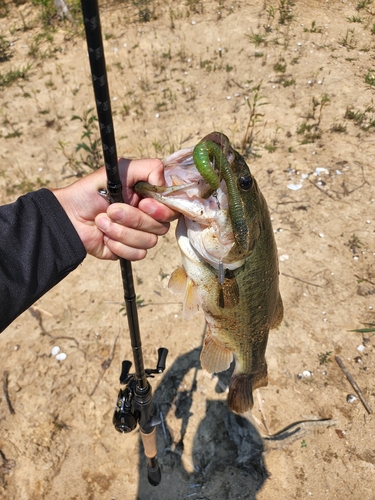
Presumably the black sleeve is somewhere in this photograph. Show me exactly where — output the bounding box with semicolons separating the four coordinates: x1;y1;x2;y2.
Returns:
0;189;87;332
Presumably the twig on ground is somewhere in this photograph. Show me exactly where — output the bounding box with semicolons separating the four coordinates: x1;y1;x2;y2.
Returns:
89;333;119;396
28;307;80;347
354;274;375;286
263;418;336;450
281;272;323;288
0;448;16;475
2;371;15;415
256;390;270;435
335;355;373;414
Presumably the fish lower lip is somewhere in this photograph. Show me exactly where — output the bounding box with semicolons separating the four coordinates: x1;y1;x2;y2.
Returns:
134;181;197;196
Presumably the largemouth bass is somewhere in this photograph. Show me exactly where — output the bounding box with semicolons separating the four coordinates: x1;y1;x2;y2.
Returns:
135;132;283;413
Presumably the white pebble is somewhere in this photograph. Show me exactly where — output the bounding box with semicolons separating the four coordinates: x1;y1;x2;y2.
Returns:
315;167;329;175
56;353;67;361
279;254;289;262
51;346;60;356
357;345;365;352
287;183;303;190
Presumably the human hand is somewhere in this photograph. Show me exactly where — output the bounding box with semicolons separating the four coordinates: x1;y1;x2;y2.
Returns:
52;158;177;261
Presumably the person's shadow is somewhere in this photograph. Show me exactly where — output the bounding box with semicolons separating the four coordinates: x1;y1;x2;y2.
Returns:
137;348;268;500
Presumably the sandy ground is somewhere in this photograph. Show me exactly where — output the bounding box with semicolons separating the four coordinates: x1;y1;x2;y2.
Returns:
1;0;375;498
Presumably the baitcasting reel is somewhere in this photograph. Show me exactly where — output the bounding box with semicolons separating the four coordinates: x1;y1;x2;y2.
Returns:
113;347;168;434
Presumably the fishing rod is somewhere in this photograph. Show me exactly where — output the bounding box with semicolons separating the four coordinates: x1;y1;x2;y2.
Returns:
80;0;167;486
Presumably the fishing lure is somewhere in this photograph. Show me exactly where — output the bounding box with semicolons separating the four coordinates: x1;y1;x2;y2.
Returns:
193;139;252;256
192;140;223;190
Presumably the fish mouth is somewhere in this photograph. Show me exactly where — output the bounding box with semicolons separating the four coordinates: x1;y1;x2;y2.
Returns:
135;145;230;226
134;133;250;268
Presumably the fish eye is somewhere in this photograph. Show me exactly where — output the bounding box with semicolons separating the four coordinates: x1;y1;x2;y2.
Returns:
239;175;253;191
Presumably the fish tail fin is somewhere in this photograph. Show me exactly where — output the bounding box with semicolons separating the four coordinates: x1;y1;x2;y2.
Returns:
228;369;268;414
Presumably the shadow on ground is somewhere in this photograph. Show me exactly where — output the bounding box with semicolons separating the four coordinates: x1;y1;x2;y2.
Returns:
137;348;267;500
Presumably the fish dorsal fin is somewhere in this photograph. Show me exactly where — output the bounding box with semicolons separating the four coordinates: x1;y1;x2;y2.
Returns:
218;273;240;309
168;267;188;295
200;333;233;373
168;267;200;320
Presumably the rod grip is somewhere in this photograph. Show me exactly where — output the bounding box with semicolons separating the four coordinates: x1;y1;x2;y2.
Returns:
140;427;158;458
140;428;161;486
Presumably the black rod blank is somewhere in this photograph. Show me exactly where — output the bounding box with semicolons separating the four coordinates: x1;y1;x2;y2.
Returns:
80;0;161;486
80;0;147;389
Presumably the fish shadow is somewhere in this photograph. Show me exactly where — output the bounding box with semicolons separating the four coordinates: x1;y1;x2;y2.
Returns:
137;348;268;500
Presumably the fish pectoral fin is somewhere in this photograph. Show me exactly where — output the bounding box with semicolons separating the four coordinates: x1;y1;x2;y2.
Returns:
182;278;200;320
200;334;233;373
227;369;268;414
169;267;200;320
168;266;188;295
218;275;240;309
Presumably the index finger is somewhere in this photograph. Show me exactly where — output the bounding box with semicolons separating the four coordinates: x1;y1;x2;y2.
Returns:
119;158;165;205
138;198;179;223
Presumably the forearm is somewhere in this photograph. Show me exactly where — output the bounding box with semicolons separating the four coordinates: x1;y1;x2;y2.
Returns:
0;189;86;332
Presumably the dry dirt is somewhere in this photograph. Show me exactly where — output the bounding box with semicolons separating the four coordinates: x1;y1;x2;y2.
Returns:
1;0;375;499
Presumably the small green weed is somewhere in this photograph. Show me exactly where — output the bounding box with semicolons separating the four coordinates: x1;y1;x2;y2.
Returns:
317;351;332;365
348;234;363;252
273;59;287;73
331;122;347;133
356;0;372;11
296;122;321;143
72;108;102;171
2;115;22;139
283;78;295;87
59;108;102;176
133;0;156;23
348;325;375;334
0;35;12;62
339;29;356;49
347;15;363;22
296;94;329;144
344;105;375;131
5;172;50;196
264;143;277;153
0;64;32;89
136;295;145;307
246;31;268;47
278;0;295;25
28;31;55;59
242;84;268;153
365;69;375;87
303;20;323;33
